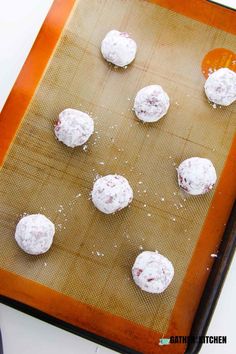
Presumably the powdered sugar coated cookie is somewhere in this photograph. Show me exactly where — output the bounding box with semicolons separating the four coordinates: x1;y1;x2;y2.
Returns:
134;85;170;122
91;174;133;214
54;108;94;148
177;157;217;195
132;251;174;294
101;30;137;67
15;214;55;255
204;68;236;106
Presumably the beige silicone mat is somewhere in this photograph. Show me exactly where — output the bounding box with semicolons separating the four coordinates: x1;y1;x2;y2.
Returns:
0;0;235;334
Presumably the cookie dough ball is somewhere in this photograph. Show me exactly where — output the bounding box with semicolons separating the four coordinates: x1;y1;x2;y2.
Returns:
15;214;55;255
177;157;217;195
54;108;94;148
204;68;236;106
101;30;137;67
134;85;170;122
91;174;133;214
132;251;174;294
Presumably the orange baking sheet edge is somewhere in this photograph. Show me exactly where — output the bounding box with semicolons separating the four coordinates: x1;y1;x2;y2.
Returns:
150;0;236;35
0;0;76;167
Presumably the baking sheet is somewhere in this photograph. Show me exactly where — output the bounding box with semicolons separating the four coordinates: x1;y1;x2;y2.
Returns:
0;0;235;341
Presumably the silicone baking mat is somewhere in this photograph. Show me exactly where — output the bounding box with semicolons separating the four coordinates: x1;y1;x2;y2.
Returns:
0;1;235;353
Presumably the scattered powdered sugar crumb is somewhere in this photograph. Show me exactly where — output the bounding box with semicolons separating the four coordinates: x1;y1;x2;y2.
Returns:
58;205;64;213
83;144;88;152
44;262;47;267
161;197;165;202
76;193;81;198
147;213;151;217
96;251;105;257
57;223;62;231
98;161;105;165
139;245;144;250
124;232;130;239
